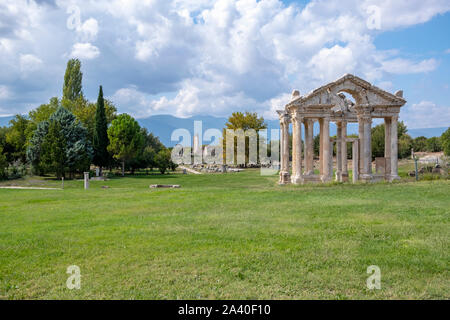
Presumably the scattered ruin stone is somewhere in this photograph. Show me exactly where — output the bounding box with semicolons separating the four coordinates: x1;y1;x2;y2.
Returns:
90;177;109;181
150;184;181;188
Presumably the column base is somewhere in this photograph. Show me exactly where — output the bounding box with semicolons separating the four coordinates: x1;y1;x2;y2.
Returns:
291;175;303;185
335;170;342;182
341;172;349;182
360;174;373;183
388;174;400;182
279;171;291;185
303;174;321;183
320;175;332;183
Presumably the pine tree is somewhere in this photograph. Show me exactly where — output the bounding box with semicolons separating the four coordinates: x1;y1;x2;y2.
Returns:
62;59;83;102
93;85;109;175
41;121;66;179
27;107;93;178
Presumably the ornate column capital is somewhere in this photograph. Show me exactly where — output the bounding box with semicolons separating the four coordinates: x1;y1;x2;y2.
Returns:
291;109;303;123
304;118;314;125
277;111;290;127
357;114;372;124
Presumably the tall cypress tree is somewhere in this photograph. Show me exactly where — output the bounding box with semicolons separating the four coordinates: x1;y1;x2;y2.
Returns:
62;59;83;102
93;85;109;175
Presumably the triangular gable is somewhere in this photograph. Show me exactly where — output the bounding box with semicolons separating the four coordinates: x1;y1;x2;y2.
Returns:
287;74;406;108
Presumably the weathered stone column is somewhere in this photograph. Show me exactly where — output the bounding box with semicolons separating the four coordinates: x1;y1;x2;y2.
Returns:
390;115;400;181
291;110;303;184
336;122;342;181
358;115;364;177
363;115;372;180
358;114;372;181
341;121;348;182
321;117;331;182
278;112;290;184
361;114;372;181
304;119;314;175
384;117;392;181
384;117;391;159
329;136;333;179
319;118;324;175
352;140;359;183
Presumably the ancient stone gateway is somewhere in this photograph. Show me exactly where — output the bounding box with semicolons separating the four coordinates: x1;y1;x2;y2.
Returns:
277;74;406;184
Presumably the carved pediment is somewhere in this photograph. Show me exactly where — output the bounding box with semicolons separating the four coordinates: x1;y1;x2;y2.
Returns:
286;74;406;110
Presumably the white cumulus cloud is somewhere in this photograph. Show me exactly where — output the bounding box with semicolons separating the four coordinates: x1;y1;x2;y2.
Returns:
19;54;43;76
1;0;450;121
381;58;438;74
78;18;99;41
70;42;100;60
401;101;450;128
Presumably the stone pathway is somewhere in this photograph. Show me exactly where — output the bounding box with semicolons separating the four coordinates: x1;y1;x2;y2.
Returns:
0;186;62;190
179;165;202;175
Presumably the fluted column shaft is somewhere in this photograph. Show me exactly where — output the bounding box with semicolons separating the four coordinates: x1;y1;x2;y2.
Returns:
304;119;314;175
321;117;331;182
341;120;348;182
336;122;342;181
291;111;303;184
390;115;399;180
278;113;290;184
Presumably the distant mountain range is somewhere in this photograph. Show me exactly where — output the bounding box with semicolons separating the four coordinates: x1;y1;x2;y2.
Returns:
136;115;448;146
0;114;447;147
0;116;14;127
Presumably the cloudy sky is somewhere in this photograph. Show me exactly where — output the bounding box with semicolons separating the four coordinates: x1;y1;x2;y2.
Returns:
0;0;449;128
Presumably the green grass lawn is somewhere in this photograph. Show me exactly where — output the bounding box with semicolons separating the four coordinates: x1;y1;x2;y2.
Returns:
0;169;449;299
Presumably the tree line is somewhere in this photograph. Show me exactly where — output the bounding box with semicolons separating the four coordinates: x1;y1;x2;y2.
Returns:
0;59;176;180
222;112;450;164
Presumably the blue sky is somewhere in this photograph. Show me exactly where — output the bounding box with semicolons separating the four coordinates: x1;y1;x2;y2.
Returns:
0;0;449;129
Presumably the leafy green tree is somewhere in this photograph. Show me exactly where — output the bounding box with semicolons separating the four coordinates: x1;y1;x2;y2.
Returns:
0;146;7;179
223;111;267;165
371;124;385;158
426;136;442;152
62;96;117;141
93;86;109;175
370;121;411;159
412;136;428;152
313;134;320;157
62;58;83;102
155;148;172;174
107;114;144;176
26;97;61;145
5;115;30;163
129;128;165;173
398;135;413;159
441;127;450;156
29;97;60;124
40;121;66;179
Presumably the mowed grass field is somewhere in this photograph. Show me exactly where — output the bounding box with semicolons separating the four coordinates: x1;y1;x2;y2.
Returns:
0;169;449;299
